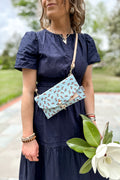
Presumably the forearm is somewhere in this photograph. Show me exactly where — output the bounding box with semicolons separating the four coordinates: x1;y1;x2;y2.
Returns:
84;83;95;115
21;91;34;137
81;65;97;125
83;83;96;125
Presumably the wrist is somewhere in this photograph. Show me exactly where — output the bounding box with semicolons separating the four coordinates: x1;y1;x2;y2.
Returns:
86;113;96;122
21;132;36;143
88;116;96;121
22;131;34;138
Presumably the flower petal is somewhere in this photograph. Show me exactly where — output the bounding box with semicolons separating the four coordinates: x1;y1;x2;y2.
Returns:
97;156;120;179
107;143;120;148
107;143;120;163
97;157;109;178
108;150;120;164
92;156;97;173
96;144;107;158
107;160;120;179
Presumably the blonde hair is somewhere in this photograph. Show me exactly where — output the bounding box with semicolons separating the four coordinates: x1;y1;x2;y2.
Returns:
39;0;85;33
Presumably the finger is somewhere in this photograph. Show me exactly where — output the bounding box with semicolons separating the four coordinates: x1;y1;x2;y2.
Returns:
36;148;39;157
35;145;39;157
25;155;39;162
32;156;39;161
25;155;33;161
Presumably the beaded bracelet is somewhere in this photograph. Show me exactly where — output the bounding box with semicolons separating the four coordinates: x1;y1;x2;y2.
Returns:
86;113;96;121
22;135;36;143
21;132;36;142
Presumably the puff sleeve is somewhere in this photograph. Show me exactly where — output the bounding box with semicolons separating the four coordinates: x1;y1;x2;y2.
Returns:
85;34;101;65
14;31;38;71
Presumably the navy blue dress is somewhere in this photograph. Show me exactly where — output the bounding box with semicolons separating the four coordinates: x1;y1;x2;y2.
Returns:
15;29;106;180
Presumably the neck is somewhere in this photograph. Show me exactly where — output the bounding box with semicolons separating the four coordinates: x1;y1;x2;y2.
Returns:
48;15;73;38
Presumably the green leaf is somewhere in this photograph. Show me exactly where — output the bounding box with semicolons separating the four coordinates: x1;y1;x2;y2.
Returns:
113;141;120;144
102;122;113;144
83;147;96;158
79;158;92;174
66;138;90;153
80;114;91;122
83;120;101;147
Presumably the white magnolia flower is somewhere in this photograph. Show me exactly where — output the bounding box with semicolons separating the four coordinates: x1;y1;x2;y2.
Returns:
92;143;120;180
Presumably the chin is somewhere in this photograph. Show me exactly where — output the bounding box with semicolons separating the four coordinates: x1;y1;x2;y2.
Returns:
47;13;58;20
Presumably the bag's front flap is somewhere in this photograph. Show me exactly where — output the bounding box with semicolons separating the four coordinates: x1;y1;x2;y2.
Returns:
34;74;80;109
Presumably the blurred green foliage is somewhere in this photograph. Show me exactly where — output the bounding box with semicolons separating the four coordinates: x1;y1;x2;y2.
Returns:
83;1;109;61
11;0;40;30
105;1;120;76
0;55;15;70
0;33;21;70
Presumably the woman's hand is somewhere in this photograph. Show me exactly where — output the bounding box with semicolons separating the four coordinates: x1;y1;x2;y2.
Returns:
22;139;39;162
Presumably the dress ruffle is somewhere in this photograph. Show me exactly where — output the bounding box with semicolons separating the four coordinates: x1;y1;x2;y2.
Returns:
19;144;106;180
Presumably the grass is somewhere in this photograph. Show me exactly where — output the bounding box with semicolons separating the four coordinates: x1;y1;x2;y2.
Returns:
0;69;22;106
92;67;120;92
0;68;120;106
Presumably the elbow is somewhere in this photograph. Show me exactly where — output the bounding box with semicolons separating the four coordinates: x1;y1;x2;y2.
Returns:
82;80;92;88
22;87;35;97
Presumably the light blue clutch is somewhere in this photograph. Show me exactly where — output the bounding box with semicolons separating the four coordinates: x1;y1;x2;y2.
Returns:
34;33;86;119
34;74;86;119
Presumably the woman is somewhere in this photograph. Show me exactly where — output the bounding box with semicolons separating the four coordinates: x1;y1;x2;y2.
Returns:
15;0;106;179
